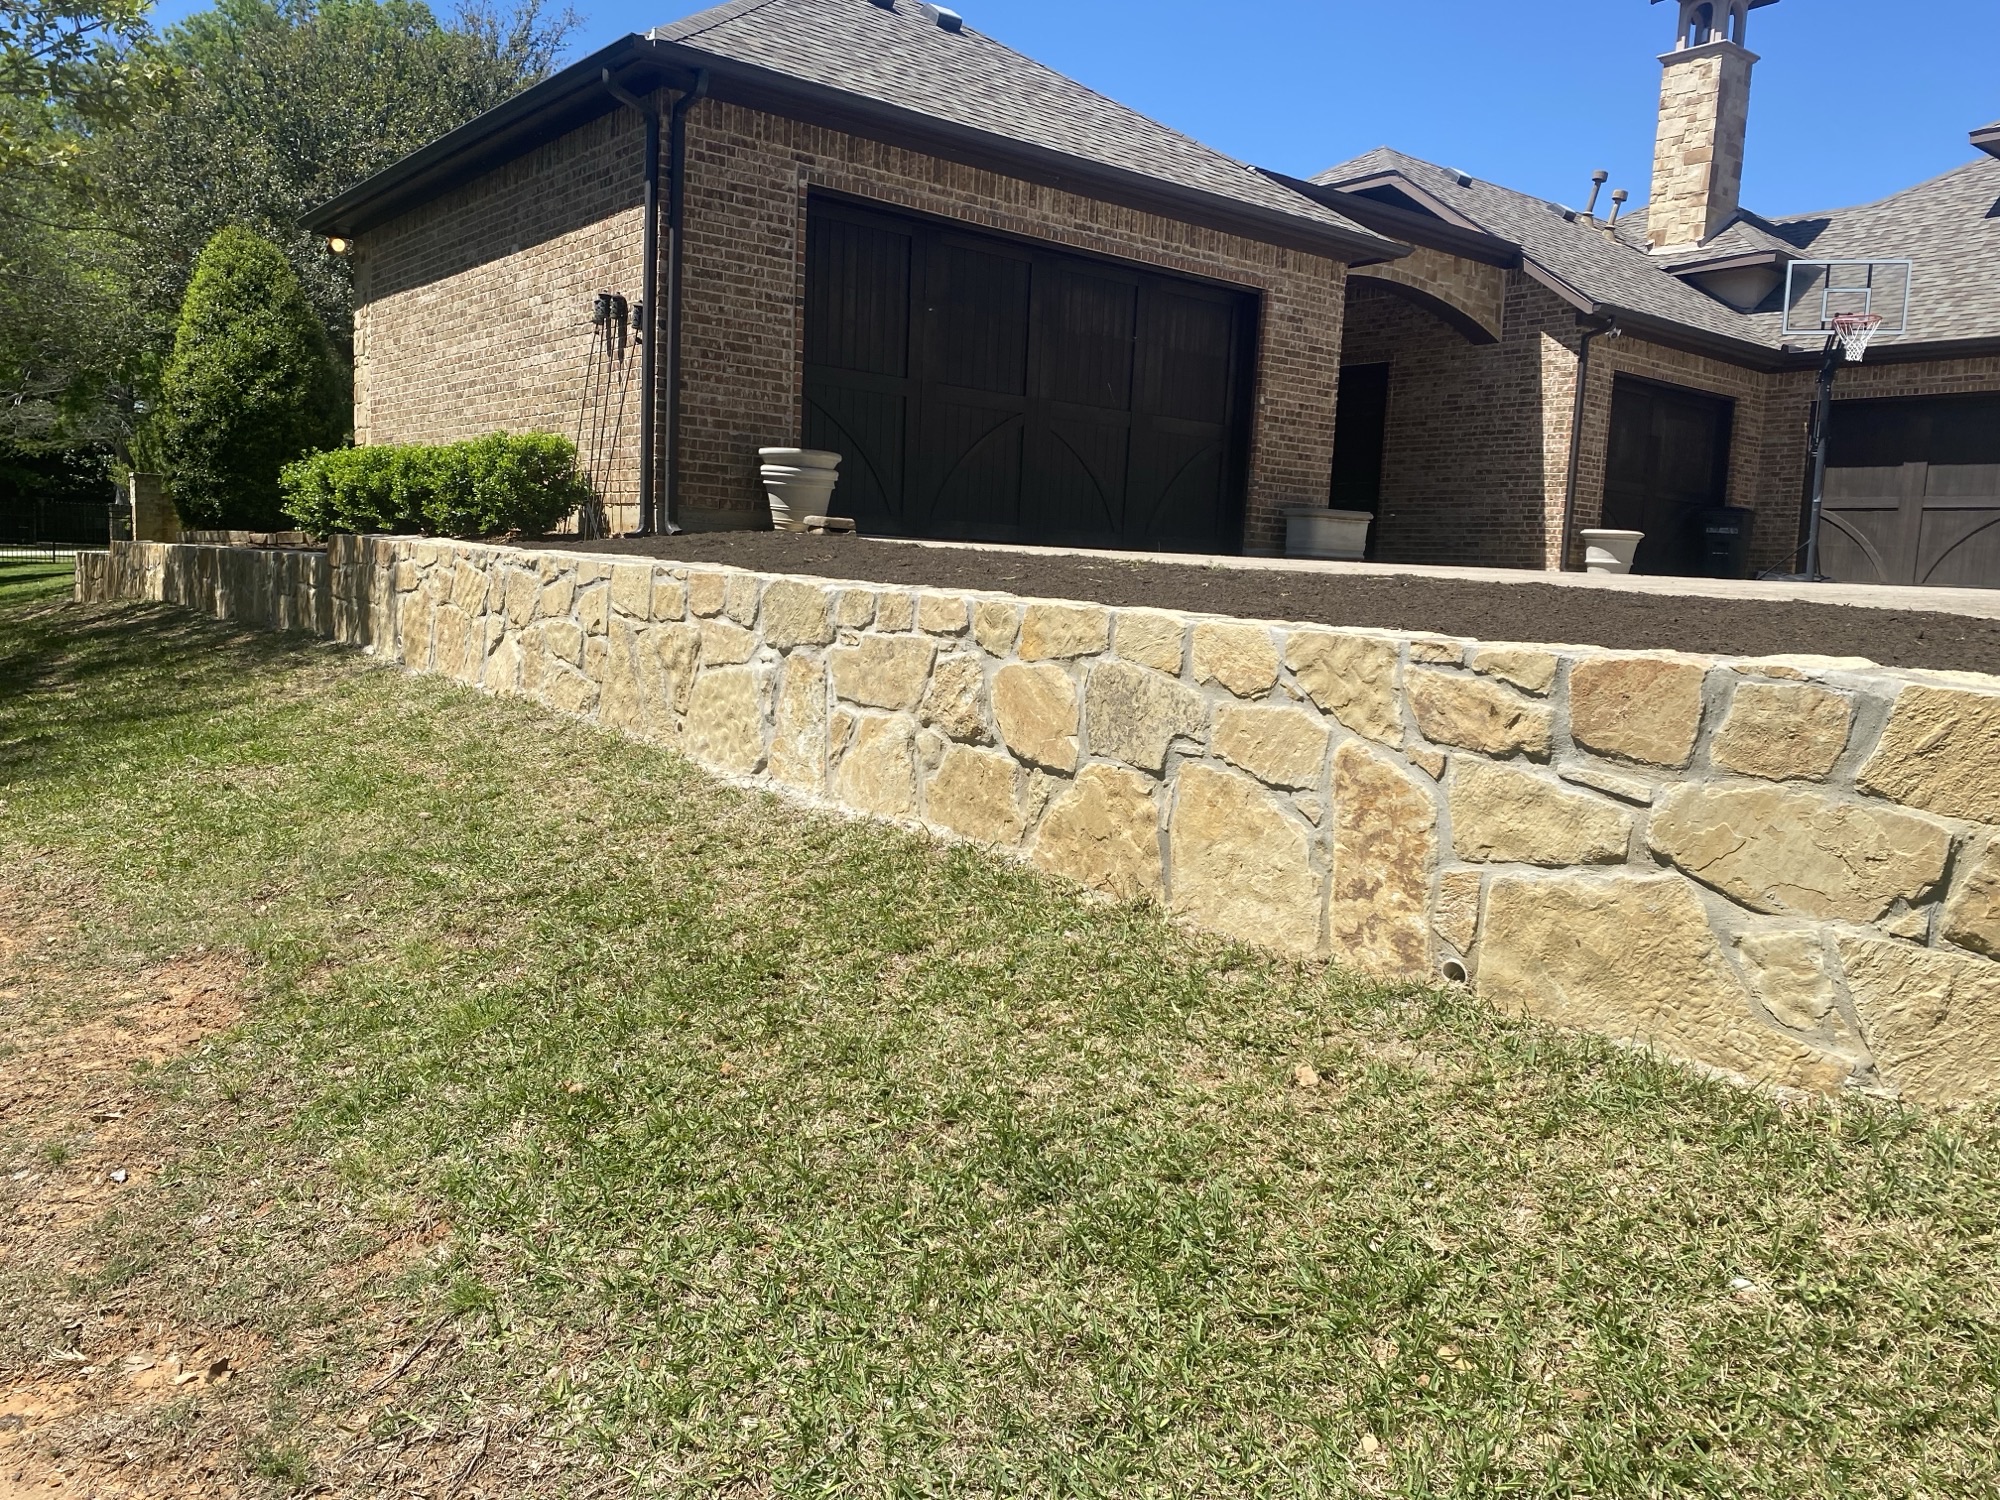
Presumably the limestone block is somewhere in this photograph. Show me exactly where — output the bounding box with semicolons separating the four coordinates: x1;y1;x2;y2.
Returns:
1330;741;1437;976
578;584;612;637
398;593;435;671
1285;631;1402;745
1020;603;1111;661
598;620;646;736
769;654;828;793
1449;760;1631;867
449;561;488;614
829;635;938;712
651;575;687;622
1480;871;1852;1091
973;600;1021;656
1115;610;1186;674
1409;638;1464;666
1712;682;1852;782
1857;685;2000;824
1734;930;1845;1036
433;605;480;685
918;592;971;636
876;593;915;632
920;654;989;742
1649;783;1951;922
1033;764;1163;902
1084;659;1207;773
541;662;599;718
927;745;1026;846
993;663;1080;772
1434;868;1482;954
835;713;919;819
1295;793;1325;825
1407;745;1446;780
538;619;584;668
1212;704;1330;790
1568;655;1707;768
916;727;946;772
1169;765;1321;956
1408;671;1553;759
761;579;836;650
836;588;876;629
1838;935;2000;1105
535;575;575;621
610;562;653;619
1191;621;1280;698
723;574;759;626
683;666;765;775
654;622;701;715
1558;765;1656;805
1473;647;1560;696
687;570;726;618
700;618;757;667
1941;833;2000;959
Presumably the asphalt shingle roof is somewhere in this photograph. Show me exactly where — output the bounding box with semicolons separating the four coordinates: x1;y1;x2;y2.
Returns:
1315;145;2000;355
654;0;1387;252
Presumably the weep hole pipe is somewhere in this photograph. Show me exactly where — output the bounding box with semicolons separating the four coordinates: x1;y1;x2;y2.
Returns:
1557;316;1619;570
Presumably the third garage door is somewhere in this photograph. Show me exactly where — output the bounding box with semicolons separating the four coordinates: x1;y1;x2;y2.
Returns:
1820;393;2000;588
802;197;1257;553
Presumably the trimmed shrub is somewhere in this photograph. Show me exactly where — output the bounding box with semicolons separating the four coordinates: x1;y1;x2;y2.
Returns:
280;433;591;538
156;227;346;530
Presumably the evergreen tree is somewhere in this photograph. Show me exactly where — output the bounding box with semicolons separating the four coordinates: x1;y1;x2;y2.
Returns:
155;225;343;527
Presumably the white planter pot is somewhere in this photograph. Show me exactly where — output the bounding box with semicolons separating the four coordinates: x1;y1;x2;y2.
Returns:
1284;506;1373;562
1580;529;1645;576
759;448;842;532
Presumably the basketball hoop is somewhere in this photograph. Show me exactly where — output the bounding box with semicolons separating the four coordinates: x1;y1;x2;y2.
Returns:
1831;312;1884;364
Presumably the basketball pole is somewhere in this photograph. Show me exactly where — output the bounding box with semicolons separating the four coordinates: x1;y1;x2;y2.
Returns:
1802;333;1842;584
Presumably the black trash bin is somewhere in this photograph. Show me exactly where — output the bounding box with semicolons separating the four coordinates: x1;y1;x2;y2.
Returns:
1698;507;1754;580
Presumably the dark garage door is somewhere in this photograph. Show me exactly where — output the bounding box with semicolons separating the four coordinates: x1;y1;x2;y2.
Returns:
803;197;1257;553
1602;376;1734;576
1819;393;2000;589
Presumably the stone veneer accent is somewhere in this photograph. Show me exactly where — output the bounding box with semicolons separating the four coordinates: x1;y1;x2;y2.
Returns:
77;539;2000;1106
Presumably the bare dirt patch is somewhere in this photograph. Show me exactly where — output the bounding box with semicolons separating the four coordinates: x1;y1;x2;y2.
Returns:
0;883;256;1497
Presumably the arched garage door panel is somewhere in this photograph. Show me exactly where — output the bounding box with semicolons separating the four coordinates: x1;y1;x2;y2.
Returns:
1821;394;2000;589
803;197;1256;553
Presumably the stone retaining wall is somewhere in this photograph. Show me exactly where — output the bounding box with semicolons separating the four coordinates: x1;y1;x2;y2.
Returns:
77;539;2000;1106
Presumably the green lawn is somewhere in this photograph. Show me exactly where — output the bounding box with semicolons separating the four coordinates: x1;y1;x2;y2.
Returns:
2;560;1998;1497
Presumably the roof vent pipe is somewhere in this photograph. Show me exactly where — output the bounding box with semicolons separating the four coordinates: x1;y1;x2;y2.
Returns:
1583;169;1609;220
1608;188;1629;226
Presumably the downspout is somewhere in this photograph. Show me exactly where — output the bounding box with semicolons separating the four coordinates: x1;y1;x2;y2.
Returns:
661;70;710;534
1557;315;1617;570
603;70;662;535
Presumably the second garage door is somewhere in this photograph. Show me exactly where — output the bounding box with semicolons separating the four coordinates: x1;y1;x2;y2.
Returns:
802;197;1258;553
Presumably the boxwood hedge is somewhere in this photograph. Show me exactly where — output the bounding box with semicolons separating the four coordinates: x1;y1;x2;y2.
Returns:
281;433;592;538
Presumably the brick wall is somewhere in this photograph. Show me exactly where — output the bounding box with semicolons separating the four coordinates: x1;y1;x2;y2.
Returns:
351;93;1350;549
675;100;1350;551
354;111;649;524
1340;276;1583;570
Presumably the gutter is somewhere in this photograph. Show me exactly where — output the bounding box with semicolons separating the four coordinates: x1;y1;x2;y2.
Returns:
661;70;711;534
601;70;664;535
1558;317;1617;571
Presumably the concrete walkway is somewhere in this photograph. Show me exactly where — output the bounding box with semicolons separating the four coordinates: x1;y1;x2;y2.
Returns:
874;538;2000;621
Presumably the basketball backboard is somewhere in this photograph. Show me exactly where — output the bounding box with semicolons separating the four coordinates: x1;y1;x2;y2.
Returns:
1784;260;1912;339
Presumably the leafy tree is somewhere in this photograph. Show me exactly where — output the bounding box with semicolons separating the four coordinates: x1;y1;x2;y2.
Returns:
155;225;344;527
1;0;171;176
101;0;575;361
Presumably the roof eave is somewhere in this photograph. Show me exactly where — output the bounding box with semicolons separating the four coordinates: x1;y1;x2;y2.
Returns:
1262;170;1517;268
303;35;1400;264
1974;123;2000;160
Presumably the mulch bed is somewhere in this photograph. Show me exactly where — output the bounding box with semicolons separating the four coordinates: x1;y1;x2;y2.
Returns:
527;532;2000;677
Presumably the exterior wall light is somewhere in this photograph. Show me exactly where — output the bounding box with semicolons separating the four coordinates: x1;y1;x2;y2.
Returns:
327;236;352;255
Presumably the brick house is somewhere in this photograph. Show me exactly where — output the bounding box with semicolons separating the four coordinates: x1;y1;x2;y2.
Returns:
1298;0;2000;583
308;0;1999;582
303;0;1400;554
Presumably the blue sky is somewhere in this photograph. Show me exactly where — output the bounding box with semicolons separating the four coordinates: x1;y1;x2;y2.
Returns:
154;0;1999;217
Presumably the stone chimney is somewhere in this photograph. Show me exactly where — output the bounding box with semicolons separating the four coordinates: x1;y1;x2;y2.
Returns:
1647;0;1775;252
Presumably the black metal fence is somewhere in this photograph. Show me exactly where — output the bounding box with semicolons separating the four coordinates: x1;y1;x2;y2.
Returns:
0;497;116;558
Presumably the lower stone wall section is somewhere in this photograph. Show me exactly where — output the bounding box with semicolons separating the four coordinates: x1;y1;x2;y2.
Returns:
77;540;2000;1106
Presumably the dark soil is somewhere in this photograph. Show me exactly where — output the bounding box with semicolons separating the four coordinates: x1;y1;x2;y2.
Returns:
530;533;2000;677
